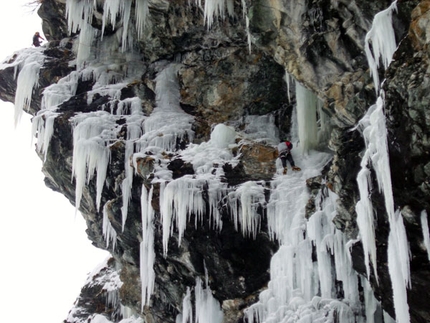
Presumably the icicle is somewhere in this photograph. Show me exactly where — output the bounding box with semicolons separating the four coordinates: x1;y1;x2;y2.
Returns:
355;164;378;281
65;0;94;34
362;278;380;323
285;70;293;103
120;98;144;230
245;155;361;323
203;0;226;29
180;288;193;323
364;1;398;94
14;51;45;126
194;273;224;323
246;15;251;54
76;22;97;70
135;0;150;40
295;83;318;154
420;210;430;261
140;185;155;308
71;111;116;211
228;181;265;239
388;210;411;323
101;0;133;51
161;176;207;255
102;202;118;249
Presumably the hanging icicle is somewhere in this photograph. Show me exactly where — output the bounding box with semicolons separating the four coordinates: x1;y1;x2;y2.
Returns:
364;0;398;94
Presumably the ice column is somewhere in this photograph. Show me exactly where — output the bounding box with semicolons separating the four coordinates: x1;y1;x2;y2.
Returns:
295;82;318;154
140;185;155;308
139;64;194;152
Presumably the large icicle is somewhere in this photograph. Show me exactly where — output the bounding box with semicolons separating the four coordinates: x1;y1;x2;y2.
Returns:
13;49;45;126
71;111;118;211
176;271;223;323
195;274;224;323
120;98;144;229
420;210;430;261
388;210;411;323
355;103;379;280
140;185;155;308
364;0;398;94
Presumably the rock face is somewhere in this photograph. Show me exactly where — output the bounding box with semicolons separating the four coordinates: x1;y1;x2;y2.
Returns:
1;0;430;323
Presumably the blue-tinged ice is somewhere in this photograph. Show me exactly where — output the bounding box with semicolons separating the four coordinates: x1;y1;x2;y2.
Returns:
295;83;318;154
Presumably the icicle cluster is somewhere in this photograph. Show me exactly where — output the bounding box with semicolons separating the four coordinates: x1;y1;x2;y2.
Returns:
245;185;368;323
0;48;45;126
176;269;223;323
357;2;411;322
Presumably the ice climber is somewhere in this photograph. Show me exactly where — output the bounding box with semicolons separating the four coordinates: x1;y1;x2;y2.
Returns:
277;139;301;175
32;32;44;47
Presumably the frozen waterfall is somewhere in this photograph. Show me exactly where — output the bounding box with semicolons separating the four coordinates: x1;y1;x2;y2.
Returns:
358;1;411;322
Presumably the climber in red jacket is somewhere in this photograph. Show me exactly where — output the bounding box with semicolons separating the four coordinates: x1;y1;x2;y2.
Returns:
277;140;301;175
33;32;45;47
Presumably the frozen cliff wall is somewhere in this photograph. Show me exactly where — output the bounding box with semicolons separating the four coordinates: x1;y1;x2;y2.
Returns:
1;0;430;323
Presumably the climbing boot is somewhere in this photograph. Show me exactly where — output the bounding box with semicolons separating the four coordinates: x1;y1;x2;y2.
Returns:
283;167;288;175
292;166;301;171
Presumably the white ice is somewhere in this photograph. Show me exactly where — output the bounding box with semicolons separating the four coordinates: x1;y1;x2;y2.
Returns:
295;82;319;154
358;3;412;320
71;111;119;211
420;210;430;261
364;0;398;94
140;185;155;308
3;48;46;126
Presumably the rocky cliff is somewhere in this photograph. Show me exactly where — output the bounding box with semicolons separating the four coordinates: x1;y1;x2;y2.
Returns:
1;1;430;323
